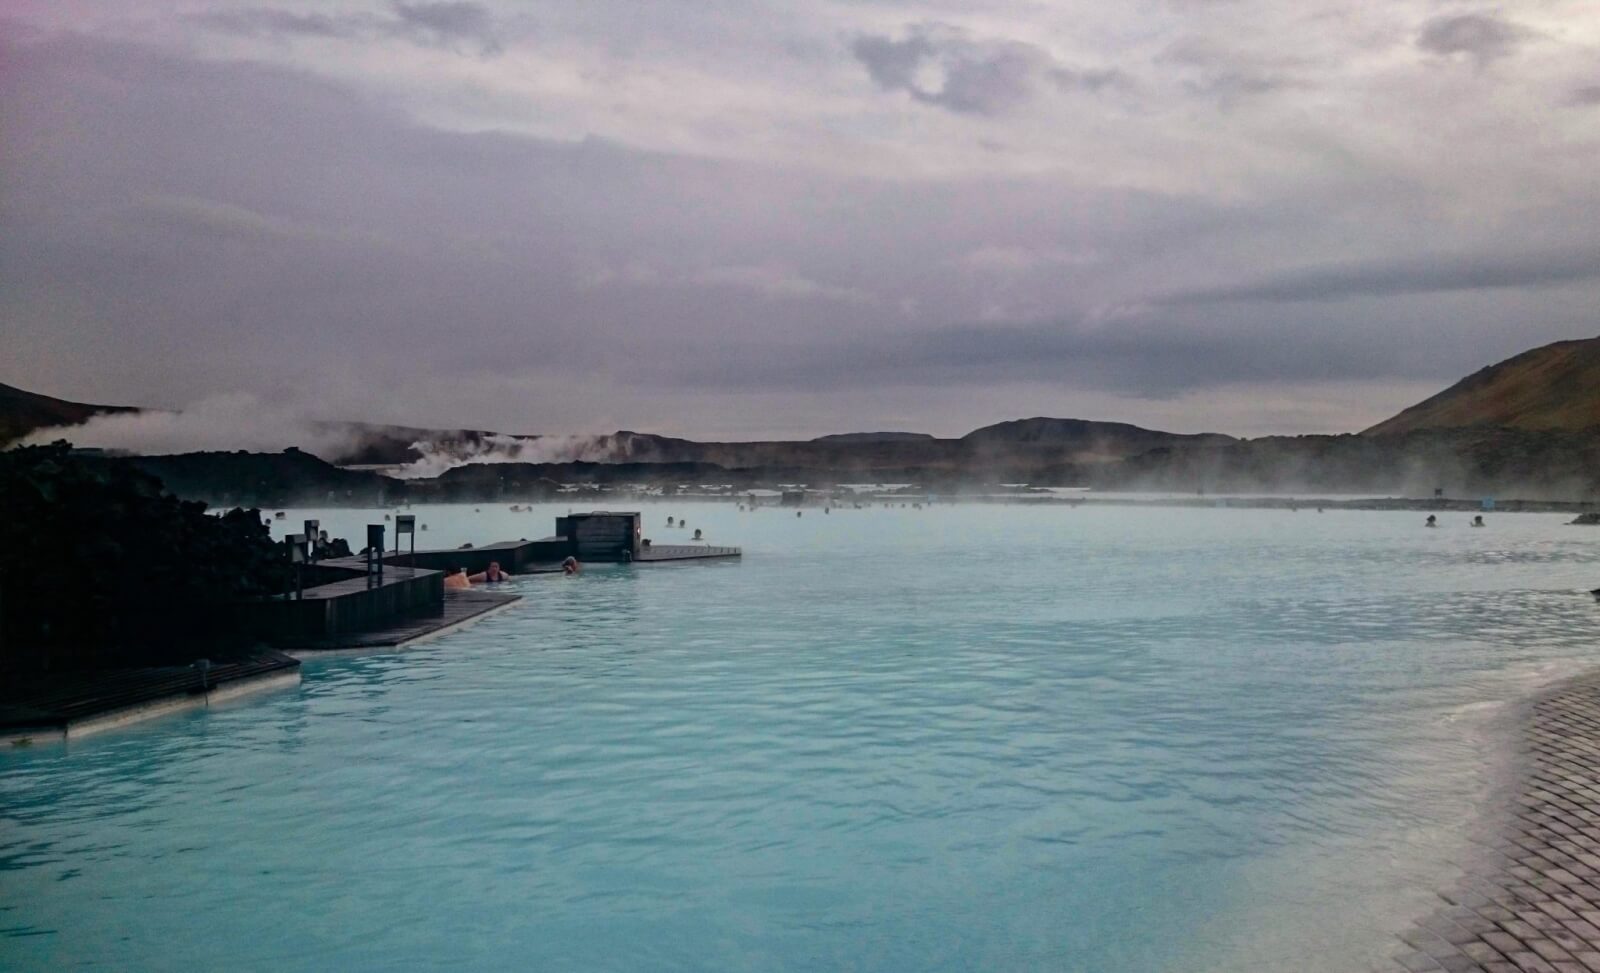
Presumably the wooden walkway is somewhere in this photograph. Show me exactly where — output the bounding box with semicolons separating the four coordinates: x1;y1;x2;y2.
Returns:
0;652;301;744
637;544;741;562
1392;672;1600;971
286;588;520;651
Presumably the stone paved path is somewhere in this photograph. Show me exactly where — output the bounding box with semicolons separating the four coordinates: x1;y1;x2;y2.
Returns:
1392;673;1600;972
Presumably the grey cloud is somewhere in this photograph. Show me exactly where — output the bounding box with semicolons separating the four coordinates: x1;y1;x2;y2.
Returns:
1052;66;1126;93
4;25;1598;438
852;25;1116;115
1183;71;1295;103
1569;85;1600;106
1168;248;1600;305
659;310;1469;399
129;195;396;249
1416;13;1528;66
196;8;348;38
1160;36;1301;104
390;2;502;55
851;33;934;91
196;2;503;56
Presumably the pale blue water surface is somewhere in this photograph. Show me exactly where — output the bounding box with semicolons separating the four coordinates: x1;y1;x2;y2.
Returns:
6;503;1600;972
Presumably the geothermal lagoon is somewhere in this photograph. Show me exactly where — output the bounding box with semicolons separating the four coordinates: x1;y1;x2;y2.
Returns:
6;503;1600;971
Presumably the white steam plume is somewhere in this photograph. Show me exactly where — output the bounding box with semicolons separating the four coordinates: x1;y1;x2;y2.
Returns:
20;394;365;460
391;434;626;478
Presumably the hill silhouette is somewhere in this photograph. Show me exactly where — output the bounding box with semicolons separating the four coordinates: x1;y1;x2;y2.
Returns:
0;382;135;444
1365;337;1600;435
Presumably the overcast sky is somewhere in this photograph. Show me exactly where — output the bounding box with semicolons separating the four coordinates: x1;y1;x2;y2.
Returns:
3;1;1597;439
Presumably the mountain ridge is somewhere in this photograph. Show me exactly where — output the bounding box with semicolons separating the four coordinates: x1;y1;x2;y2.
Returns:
0;382;136;444
1364;336;1600;435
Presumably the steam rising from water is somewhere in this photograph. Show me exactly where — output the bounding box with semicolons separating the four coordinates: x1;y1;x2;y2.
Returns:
20;394;628;475
21;394;365;459
390;434;623;478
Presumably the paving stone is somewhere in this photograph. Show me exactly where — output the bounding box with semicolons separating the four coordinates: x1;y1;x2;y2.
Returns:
1390;675;1600;971
1506;952;1558;972
1462;941;1509;964
1399;950;1447;971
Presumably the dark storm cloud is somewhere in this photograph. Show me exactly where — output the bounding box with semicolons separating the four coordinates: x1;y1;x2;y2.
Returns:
851;25;1117;115
1167;248;1600;305
196;2;503;56
1416;13;1528;66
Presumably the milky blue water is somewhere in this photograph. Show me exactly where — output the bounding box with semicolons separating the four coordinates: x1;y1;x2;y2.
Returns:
6;503;1600;972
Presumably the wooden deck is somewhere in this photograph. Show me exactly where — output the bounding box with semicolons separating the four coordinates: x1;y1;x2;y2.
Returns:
286;588;521;652
636;544;742;562
239;564;444;646
359;536;573;574
1;652;302;744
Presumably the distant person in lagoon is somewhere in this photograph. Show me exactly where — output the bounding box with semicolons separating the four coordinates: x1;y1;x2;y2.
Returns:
1426;515;1438;528
443;566;471;590
1472;515;1486;527
469;561;510;583
562;556;580;575
693;528;703;541
668;516;675;527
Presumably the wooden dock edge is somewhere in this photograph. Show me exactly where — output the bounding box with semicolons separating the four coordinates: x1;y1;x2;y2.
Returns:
397;595;521;648
286;593;522;658
2;668;303;748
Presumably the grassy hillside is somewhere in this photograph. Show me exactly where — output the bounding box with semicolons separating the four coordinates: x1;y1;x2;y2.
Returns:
1365;337;1600;435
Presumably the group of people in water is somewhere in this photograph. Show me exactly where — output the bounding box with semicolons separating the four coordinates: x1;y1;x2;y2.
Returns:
1425;514;1487;528
441;556;580;590
665;516;705;541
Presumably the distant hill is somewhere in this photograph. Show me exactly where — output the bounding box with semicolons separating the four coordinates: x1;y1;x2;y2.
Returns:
0;382;137;444
962;417;1235;458
1365;337;1600;435
810;432;934;444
